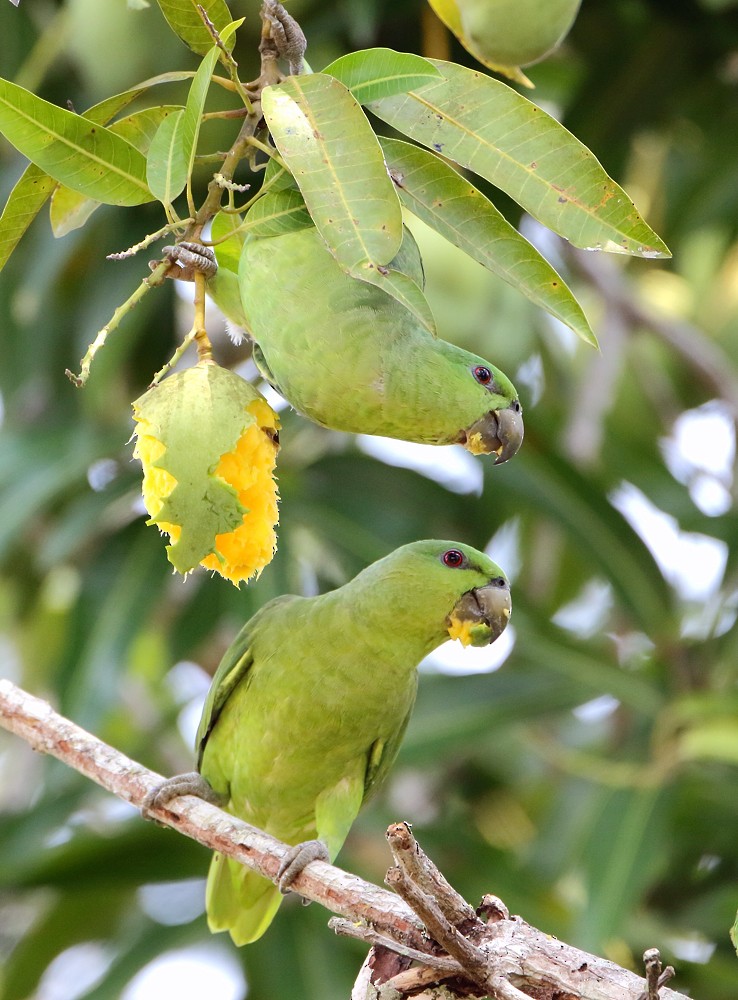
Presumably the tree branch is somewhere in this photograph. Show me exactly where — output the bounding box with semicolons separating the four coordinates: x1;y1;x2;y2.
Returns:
0;680;689;1000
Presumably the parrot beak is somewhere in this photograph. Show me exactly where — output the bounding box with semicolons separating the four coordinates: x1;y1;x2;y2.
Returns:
448;578;512;647
461;402;524;464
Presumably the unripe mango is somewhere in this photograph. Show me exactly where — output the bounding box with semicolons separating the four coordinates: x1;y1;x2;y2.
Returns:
459;0;581;67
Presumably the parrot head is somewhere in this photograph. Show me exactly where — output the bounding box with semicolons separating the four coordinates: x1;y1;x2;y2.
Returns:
450;354;524;464
360;540;511;651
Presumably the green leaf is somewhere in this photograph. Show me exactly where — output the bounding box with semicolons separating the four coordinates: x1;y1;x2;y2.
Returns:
0;163;57;271
0;77;152;207
51;107;183;237
155;0;234;55
243;184;313;239
146;23;241;205
349;261;437;336
369;61;671;258
146;109;187;204
575;788;669;949
322;47;444;104
262;73;403;270
0;72;197;271
380;136;597;346
179;42;223;187
211;209;246;272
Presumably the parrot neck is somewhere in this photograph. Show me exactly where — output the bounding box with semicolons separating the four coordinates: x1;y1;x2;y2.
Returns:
325;566;451;666
375;337;484;445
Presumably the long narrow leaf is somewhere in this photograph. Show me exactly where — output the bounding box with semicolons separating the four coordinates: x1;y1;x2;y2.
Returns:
180;44;222;185
369;61;670;258
322;47;443;104
349;262;437;335
262;73;403;270
51;107;183;237
242;186;313;239
146;110;187;204
155;0;234;55
380;136;596;346
83;70;197;127
0;164;57;271
0;78;152;206
0;71;196;271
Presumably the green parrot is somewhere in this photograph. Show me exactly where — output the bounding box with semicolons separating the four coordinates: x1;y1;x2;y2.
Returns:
237;225;524;463
147;539;512;945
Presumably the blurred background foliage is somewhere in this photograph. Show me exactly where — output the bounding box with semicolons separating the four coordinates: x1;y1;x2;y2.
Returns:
1;0;738;998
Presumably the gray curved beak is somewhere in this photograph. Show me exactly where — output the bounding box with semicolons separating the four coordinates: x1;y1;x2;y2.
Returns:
463;403;524;464
450;578;512;647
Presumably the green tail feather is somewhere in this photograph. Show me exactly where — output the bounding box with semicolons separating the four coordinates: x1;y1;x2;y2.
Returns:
205;851;283;945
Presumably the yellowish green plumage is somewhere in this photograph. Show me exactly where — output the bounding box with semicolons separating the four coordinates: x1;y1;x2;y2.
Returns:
195;539;511;944
237;225;523;463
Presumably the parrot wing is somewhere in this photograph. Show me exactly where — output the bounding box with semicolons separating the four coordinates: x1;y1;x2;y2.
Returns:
363;691;417;802
251;341;284;396
195;594;299;770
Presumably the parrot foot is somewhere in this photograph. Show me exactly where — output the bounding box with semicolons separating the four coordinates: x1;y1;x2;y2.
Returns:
262;0;306;75
142;771;226;820
277;839;330;894
149;242;218;282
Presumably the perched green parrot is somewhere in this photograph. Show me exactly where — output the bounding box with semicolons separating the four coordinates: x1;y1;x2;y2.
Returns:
147;539;511;945
238;226;524;463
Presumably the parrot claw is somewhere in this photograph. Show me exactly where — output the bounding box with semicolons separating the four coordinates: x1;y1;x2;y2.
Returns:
262;0;307;75
149;242;218;282
277;839;330;894
142;771;226;821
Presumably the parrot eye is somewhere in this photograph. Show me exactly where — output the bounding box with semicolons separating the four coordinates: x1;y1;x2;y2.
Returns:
472;365;492;385
442;549;466;568
512;400;521;413
492;576;507;587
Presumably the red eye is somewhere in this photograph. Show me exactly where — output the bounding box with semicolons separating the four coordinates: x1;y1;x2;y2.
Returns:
473;365;492;385
442;549;465;568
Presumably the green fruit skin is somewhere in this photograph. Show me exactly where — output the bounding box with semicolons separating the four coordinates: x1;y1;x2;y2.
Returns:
460;0;582;66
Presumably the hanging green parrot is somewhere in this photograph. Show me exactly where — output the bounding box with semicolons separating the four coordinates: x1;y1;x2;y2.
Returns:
238;226;524;463
147;539;512;945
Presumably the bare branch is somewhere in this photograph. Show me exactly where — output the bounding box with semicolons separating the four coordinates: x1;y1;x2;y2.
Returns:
0;680;690;1000
0;679;424;947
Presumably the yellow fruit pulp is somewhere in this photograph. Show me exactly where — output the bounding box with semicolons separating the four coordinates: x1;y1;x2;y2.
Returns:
446;612;475;646
134;397;279;585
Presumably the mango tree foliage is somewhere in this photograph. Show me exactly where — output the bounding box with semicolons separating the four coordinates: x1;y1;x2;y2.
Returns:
0;1;736;999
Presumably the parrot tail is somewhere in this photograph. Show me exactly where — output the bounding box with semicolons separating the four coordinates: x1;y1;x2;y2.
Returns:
205;851;283;945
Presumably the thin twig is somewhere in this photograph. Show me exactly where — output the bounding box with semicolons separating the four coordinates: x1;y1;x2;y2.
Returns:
66;260;171;386
106;220;193;261
329;917;458;973
197;3;254;111
636;949;676;1000
386;866;501;997
387;822;478;928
